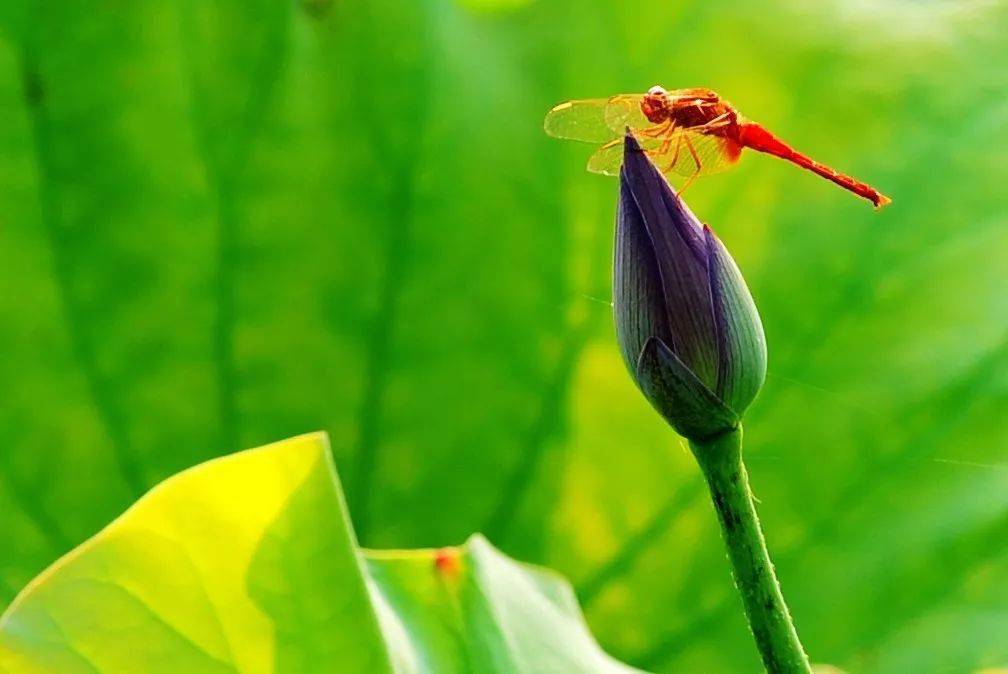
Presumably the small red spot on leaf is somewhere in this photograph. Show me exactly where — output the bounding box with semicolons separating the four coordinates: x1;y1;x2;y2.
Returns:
434;548;461;577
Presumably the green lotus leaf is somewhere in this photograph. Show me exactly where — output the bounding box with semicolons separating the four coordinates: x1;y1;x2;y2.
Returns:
0;433;642;674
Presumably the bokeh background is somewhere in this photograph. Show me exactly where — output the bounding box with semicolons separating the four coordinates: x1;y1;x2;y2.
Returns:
1;0;1007;671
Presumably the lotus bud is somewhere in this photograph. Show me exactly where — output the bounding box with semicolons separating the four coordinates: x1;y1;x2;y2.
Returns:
614;133;766;442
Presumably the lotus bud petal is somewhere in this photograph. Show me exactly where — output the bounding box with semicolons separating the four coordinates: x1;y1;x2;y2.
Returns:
614;133;766;441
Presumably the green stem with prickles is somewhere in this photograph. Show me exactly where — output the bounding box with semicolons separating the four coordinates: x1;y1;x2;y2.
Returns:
690;426;812;674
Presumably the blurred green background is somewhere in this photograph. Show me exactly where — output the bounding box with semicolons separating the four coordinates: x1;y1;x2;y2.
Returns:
1;0;1007;671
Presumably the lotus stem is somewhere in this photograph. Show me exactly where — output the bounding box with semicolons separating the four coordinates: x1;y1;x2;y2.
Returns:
691;427;812;674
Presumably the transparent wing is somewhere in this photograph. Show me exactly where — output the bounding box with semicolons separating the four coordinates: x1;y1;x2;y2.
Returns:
585;139;623;176
651;129;742;179
544;99;617;143
544;94;650;143
586;132;664;176
586;128;743;181
600;94;651;133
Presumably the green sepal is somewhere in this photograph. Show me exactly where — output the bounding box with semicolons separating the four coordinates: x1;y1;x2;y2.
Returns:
636;336;739;442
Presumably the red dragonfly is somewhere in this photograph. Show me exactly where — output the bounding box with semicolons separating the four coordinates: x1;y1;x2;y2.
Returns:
544;86;891;208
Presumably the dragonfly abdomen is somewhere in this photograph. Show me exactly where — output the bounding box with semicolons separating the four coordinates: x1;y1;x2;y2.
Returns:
734;122;891;208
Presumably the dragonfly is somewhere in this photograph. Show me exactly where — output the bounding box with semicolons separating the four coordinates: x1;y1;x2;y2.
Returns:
544;86;891;208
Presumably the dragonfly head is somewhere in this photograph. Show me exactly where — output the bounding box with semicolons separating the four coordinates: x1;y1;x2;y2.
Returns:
641;85;671;124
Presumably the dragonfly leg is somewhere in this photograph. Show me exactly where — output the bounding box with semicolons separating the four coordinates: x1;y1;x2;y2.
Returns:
683;133;703;173
680;172;699;194
638;119;672;138
675;134;703;195
657;123;678;155
661;133;684;174
651;135;676;164
641;122;677;166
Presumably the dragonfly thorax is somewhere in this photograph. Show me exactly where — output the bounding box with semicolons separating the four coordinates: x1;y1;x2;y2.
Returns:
671;100;736;129
641;86;727;126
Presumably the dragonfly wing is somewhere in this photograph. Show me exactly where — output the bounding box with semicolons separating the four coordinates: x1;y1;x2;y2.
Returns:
586;140;623;176
602;94;650;133
651;129;742;179
545;94;651;142
544;99;619;143
587;132;665;177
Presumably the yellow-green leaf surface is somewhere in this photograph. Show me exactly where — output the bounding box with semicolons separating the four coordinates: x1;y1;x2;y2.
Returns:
0;434;391;674
0;434;642;674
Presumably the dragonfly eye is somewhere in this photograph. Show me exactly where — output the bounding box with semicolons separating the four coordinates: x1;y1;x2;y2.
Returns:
640;93;669;124
647;85;667;96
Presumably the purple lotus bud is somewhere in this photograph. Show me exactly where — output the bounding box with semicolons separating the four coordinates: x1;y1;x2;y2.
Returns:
614;133;766;441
